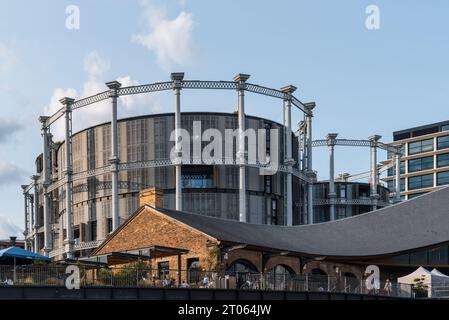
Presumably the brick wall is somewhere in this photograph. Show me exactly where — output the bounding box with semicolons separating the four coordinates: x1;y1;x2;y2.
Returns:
95;206;220;272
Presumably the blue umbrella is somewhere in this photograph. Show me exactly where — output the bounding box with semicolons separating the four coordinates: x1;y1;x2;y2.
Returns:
0;246;50;283
0;246;51;263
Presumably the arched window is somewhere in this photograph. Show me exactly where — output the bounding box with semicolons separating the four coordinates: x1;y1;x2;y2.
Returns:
269;265;294;277
311;268;327;276
226;259;258;273
267;265;295;290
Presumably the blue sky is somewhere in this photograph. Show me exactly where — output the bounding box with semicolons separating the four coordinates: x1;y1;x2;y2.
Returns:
0;0;448;234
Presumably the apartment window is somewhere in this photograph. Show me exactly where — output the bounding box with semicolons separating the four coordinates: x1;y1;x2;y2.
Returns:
437;153;449;168
437;171;449;186
408;174;434;190
408;139;434;155
408;156;433;173
437;136;449;150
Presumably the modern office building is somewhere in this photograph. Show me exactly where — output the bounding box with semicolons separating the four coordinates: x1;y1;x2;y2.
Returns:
384;120;449;200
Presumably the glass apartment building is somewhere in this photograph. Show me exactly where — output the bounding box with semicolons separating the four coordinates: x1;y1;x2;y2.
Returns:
384;121;449;200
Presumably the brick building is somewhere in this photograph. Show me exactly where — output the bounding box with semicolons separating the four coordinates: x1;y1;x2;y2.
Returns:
90;186;449;285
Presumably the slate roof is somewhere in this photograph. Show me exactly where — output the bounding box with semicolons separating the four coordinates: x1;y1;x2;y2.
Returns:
157;186;449;259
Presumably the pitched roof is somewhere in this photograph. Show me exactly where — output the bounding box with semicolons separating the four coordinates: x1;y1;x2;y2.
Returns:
156;186;449;258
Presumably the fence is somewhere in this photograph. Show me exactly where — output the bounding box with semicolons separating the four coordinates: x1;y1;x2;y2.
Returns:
0;265;413;298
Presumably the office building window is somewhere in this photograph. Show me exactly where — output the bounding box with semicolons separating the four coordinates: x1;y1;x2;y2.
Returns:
437;136;449;150
437;153;449;168
408;192;426;199
437;171;449;186
387;178;405;193
408;139;434;155
387;161;405;176
442;125;449;132
408;156;433;173
408;174;434;190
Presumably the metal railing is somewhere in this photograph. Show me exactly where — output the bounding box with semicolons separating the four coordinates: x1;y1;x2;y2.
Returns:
0;265;413;298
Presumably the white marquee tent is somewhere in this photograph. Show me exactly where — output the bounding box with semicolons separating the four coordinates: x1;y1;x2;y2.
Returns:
398;267;449;297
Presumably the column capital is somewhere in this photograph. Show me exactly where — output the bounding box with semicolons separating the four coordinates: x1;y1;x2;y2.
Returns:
38;116;50;131
284;158;296;166
233;73;250;83
30;175;39;182
59;97;75;106
368;134;382;143
106;80;122;97
280;85;297;100
326;133;338;145
171;72;185;81
105;80;122;90
304;102;315;116
59;97;75;113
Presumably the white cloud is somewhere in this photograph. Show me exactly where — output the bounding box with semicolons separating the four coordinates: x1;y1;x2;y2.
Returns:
84;50;111;79
132;0;194;70
0;215;23;240
0;162;26;188
45;51;161;141
0;42;17;75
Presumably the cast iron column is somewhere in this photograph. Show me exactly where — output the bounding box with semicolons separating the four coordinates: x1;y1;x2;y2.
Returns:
21;185;29;250
60;97;75;259
38;116;51;256
31;175;39;252
281;85;297;226
304;102;316;224
369;135;381;211
106;81;122;231
326;133;338;221
234;73;250;223
172;73;185;211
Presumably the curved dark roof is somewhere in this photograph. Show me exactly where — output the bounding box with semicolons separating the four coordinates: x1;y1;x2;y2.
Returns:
158;186;449;259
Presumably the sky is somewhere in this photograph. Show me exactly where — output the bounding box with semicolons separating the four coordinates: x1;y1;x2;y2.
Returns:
0;0;448;237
